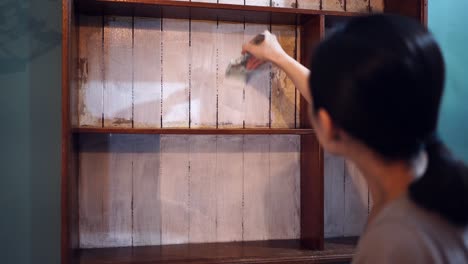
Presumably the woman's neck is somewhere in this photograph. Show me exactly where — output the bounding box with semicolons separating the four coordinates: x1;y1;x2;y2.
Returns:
350;149;421;224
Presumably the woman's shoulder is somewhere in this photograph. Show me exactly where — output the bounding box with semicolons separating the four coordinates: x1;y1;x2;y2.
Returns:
352;195;468;264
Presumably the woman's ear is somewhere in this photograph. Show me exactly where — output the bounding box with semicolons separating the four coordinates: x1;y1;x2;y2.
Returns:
315;109;342;153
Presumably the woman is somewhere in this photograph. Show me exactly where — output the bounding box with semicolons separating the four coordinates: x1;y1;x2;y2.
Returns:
243;14;468;263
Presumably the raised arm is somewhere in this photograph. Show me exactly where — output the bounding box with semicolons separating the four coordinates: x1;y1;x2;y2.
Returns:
242;30;312;104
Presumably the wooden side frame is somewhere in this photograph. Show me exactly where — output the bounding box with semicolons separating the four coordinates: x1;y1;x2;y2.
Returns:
299;15;325;250
62;0;80;263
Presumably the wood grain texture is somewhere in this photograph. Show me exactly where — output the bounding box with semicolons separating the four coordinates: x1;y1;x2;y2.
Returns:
190;20;218;128
322;0;345;11
243;135;270;240
77;238;358;264
74;127;315;135
271;25;296;128
344;160;368;237
301;134;324;249
217;22;245;128
79;134;133;248
162;19;190;128
160;135;190;244
346;0;369;12
79;134;107;248
133;17;162;128
244;23;270;128
191;0;217;3
324;152;345;238
218;0;244;4
297;0;321;10
268;135;300;239
78;15;103;127
188;135;218;243
216;136;244;242
296;26;301;128
103;16;133;127
271;0;297;8
132;135;161;246
245;0;270;6
370;0;384;12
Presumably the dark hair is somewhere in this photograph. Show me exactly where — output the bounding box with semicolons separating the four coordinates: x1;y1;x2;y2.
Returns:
309;14;468;226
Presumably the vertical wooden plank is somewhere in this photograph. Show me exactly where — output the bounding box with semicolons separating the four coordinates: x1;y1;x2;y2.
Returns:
322;0;345;11
268;135;300;239
297;0;321;9
244;23;270;128
219;0;244;3
189;136;217;243
344;160;368;236
103;16;133;128
271;0;297;8
79;134;133;248
190;20;218;128
295;26;301;128
271;25;296;128
370;0;385;12
301;134;324;250
218;22;245;128
106;134;133;246
191;0;217;2
347;0;370;12
216;136;244;242
79;134;107;248
300;16;323;129
324;152;345;238
160;135;190;244
243;135;270;240
162;19;190;128
132;135;161;246
78;15;103;127
245;0;270;6
133;17;162;128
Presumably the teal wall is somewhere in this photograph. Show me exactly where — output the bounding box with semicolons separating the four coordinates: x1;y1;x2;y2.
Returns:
0;1;466;264
429;0;468;162
0;1;62;264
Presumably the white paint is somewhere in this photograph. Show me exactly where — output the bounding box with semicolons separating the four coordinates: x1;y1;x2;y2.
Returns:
297;0;320;9
132;135;161;246
218;22;245;128
103;16;133;127
133;17;162;128
190;20;218;128
78;15;103;127
162;19;190;128
243;135;270;240
271;0;297;8
244;24;270;128
268;135;300;239
160;135;190;244
189;135;217;243
216;136;244;242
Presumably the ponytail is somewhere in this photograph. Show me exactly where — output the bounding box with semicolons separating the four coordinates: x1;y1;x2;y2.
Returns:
409;135;468;227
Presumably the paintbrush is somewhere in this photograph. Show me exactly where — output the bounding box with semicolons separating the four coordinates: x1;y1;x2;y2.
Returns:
225;33;265;83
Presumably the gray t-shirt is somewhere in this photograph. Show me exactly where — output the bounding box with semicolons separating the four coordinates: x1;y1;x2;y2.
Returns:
353;194;468;263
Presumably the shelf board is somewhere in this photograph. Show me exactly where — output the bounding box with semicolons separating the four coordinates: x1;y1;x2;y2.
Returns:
77;237;357;264
73;127;315;135
77;0;366;25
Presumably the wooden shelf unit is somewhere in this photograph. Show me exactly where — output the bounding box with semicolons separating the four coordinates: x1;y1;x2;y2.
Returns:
62;1;428;263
